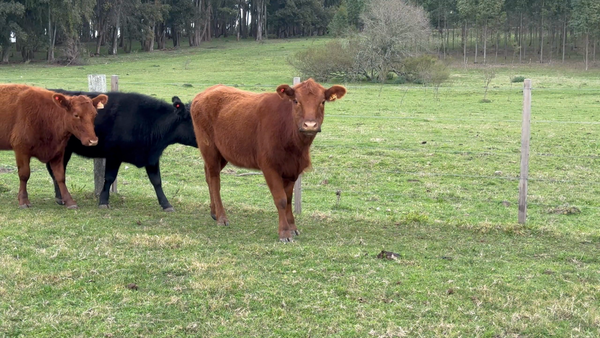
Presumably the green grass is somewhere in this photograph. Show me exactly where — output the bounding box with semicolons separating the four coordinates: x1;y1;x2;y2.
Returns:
1;38;600;336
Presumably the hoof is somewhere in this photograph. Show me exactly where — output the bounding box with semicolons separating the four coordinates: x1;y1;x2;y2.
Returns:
279;237;294;243
66;204;78;210
19;203;31;209
55;198;65;205
163;207;175;212
291;229;300;236
210;213;217;221
217;218;229;226
98;204;110;209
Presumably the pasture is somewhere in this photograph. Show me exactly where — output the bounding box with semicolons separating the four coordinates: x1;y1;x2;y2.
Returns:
1;38;600;336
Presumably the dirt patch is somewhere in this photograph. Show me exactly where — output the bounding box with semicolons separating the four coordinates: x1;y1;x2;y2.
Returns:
0;167;15;174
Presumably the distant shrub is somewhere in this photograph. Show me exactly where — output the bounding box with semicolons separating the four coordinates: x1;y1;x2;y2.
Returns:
396;55;450;86
289;40;358;82
290;42;450;85
393;76;406;84
511;76;526;83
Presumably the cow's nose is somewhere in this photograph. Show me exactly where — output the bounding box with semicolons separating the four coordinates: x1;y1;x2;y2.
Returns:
303;121;318;130
89;139;98;146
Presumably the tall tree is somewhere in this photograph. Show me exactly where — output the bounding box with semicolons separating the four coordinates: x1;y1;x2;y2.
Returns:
0;1;25;62
571;0;599;70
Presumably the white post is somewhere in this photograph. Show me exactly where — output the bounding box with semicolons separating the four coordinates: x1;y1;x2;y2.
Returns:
293;76;302;214
88;75;106;197
518;79;532;224
109;75;118;193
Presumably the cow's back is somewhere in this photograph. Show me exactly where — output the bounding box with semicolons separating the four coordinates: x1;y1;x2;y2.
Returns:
0;85;60;152
192;85;278;169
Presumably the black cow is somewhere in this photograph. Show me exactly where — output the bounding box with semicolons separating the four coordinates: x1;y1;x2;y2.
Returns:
46;91;197;211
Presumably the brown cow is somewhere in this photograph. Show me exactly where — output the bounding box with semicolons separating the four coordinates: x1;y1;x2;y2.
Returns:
191;79;346;241
0;84;108;209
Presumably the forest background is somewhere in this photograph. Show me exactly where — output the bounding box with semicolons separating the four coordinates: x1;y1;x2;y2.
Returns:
0;0;598;69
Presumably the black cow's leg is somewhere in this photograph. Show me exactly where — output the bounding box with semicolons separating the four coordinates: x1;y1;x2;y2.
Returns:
47;150;72;205
145;162;174;212
99;159;121;209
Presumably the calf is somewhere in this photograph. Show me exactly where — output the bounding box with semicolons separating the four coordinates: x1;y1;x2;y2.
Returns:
47;91;197;211
0;84;107;208
191;79;346;241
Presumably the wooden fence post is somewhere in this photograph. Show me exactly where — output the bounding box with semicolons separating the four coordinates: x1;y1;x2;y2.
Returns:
88;75;106;197
293;76;302;214
88;74;119;196
518;79;532;224
109;75;118;193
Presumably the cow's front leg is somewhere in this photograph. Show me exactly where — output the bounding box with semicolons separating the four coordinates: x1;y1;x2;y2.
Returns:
99;159;121;209
263;169;294;242
146;162;173;211
47;150;73;205
284;179;299;236
15;152;31;208
48;155;77;209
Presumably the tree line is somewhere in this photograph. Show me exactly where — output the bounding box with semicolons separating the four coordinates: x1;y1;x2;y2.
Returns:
0;0;597;66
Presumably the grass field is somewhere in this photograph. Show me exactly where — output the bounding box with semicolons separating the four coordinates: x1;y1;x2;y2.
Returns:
1;38;600;336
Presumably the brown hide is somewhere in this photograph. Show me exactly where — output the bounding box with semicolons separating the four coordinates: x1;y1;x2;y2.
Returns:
0;84;108;208
191;78;346;241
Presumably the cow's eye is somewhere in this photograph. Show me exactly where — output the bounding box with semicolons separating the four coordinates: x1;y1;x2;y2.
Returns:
74;114;79;118
293;99;298;104
321;100;326;105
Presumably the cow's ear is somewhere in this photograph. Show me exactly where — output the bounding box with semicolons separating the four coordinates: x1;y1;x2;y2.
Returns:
52;94;71;110
325;85;347;102
172;96;183;110
276;85;295;100
92;94;108;109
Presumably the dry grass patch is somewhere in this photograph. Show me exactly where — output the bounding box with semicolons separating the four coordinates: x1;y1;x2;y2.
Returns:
127;233;199;250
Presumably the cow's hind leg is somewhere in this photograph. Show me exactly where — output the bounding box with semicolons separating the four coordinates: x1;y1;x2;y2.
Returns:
15;153;31;208
47;150;72;205
49;155;77;209
284;179;299;236
203;153;229;226
99;159;121;209
145;162;174;211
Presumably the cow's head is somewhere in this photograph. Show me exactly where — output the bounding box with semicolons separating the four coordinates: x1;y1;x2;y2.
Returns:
172;96;197;148
277;78;346;137
52;93;108;146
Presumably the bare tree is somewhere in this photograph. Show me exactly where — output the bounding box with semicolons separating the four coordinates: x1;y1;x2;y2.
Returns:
481;66;496;102
357;0;430;82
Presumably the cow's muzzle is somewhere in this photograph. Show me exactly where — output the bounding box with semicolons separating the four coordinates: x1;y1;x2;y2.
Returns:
299;121;321;134
87;139;99;146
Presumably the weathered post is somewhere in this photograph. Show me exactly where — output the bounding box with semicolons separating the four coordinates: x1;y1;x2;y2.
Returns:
293;76;302;214
88;75;106;197
109;75;118;193
518;79;532;224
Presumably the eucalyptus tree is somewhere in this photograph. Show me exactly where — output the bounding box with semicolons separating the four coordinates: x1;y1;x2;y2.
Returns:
166;0;194;47
571;0;600;70
0;0;25;62
417;0;458;58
